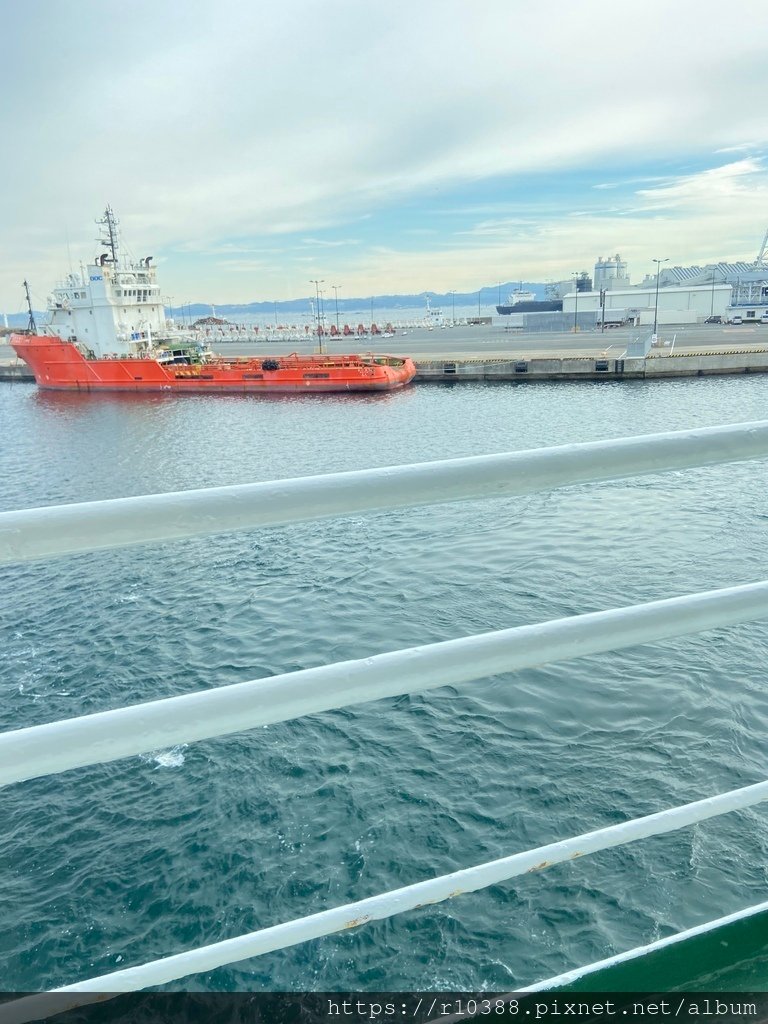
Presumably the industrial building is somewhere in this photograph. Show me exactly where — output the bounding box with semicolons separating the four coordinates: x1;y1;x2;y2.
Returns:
501;234;768;323
637;261;768;320
594;254;631;291
561;282;733;326
564;247;768;325
498;243;768;328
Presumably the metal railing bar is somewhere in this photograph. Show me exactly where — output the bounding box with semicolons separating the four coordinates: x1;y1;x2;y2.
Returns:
2;420;768;565
25;777;768;998
2;579;768;788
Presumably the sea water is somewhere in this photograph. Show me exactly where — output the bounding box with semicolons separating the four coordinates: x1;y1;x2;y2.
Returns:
1;375;768;991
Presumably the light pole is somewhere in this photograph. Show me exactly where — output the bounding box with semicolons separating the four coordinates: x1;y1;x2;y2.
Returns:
710;268;719;318
332;285;341;332
652;258;668;337
274;300;278;328
450;290;456;324
310;279;324;352
572;273;579;332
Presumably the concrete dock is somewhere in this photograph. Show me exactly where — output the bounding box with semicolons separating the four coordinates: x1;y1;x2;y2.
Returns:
412;346;768;381
4;327;768;384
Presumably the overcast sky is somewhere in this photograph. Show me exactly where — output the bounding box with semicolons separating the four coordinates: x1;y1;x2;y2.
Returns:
2;0;767;309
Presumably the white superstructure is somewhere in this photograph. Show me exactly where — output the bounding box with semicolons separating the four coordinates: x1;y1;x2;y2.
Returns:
43;208;170;358
424;295;444;326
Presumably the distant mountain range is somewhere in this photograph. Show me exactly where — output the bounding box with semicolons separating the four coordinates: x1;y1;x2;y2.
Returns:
2;283;547;327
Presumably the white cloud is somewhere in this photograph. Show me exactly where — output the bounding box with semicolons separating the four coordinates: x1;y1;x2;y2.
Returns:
2;0;768;304
633;159;764;210
293;160;768;294
299;238;361;248
715;142;765;154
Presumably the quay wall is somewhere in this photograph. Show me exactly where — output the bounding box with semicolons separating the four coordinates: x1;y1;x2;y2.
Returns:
0;364;33;382
413;349;768;382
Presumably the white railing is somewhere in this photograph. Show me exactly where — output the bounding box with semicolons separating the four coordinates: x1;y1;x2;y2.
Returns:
3;420;768;564
3;581;768;790
4;421;768;1017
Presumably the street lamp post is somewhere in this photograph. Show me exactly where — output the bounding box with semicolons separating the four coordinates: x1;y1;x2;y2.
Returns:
652;258;669;337
450;290;456;324
573;273;579;332
710;269;718;317
332;285;341;332
310;279;324;352
274;301;278;329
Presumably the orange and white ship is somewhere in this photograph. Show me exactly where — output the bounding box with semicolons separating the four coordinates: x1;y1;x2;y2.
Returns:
11;208;416;394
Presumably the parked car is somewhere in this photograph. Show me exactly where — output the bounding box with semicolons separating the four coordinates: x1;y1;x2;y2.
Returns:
761;316;768;325
730;316;743;325
704;315;723;324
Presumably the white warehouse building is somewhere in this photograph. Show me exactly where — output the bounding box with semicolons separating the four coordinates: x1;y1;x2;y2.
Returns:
562;283;733;325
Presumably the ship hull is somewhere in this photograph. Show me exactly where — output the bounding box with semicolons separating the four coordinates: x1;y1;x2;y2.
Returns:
496;300;563;314
10;335;416;393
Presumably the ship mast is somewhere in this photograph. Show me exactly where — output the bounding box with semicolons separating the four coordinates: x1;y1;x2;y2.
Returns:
23;280;37;333
96;205;119;265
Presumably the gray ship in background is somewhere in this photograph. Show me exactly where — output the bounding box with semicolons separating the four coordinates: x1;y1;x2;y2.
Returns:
495;272;592;314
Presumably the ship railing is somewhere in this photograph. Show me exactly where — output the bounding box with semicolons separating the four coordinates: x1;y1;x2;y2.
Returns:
4;420;768;1017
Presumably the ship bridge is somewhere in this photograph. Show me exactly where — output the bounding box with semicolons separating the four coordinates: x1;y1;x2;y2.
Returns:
44;208;167;355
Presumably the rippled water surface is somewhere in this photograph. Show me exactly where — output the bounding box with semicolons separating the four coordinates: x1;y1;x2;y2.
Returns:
2;376;768;991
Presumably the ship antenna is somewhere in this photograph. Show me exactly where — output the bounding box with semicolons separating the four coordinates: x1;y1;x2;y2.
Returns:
23;280;37;333
96;205;119;265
